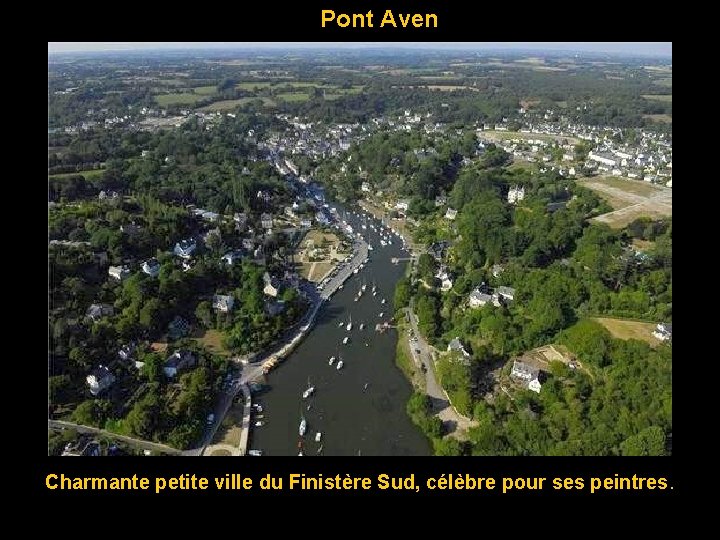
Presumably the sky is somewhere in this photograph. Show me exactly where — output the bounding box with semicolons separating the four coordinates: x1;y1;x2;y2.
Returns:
48;42;672;57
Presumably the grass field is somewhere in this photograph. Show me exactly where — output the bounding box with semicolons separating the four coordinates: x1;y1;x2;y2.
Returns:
653;77;673;87
593;317;661;346
193;85;217;95
642;94;672;102
155;93;203;106
198;97;275;111
49;169;105;179
644;114;672;123
583;176;672;228
194;329;229;356
210;403;245;447
276;92;311;102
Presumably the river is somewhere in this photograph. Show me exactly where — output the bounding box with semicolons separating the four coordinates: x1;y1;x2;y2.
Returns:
248;205;431;456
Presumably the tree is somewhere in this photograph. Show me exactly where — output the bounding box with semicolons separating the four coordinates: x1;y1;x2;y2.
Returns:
195;300;213;329
621;426;666;456
394;277;411;310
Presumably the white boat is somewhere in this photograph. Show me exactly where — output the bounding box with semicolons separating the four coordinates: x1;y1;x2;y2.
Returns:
359;323;365;330
361;283;367;292
346;315;352;331
336;360;344;370
372;291;377;296
380;240;387;246
363;383;369;391
248;450;263;456
299;417;307;436
329;355;336;365
354;296;359;302
338;284;343;290
372;284;377;293
338;321;344;327
343;336;349;345
255;421;264;427
298;451;304;456
315;432;322;443
353;268;359;274
381;298;386;304
302;386;315;399
379;312;384;318
368;244;373;251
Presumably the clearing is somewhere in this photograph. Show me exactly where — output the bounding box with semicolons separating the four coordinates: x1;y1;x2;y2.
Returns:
193;329;230;356
155;93;203;107
642;94;672;102
594;317;661;347
198;98;275;111
582;176;672;228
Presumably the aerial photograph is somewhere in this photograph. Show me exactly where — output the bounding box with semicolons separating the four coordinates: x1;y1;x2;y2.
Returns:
48;42;672;457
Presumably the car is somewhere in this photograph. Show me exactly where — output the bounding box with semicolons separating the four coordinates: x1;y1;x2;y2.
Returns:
206;413;215;425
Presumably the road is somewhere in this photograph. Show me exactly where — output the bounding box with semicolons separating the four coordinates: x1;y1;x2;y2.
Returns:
49;419;184;455
406;300;477;436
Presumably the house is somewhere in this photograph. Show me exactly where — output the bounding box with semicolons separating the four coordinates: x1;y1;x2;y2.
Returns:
263;272;281;297
261;213;274;230
120;223;140;236
395;200;410;212
265;300;287;316
528;378;542;393
234;212;248;231
361;182;371;193
200;210;219;222
508;186;525;204
469;288;492;308
86;303;114;322
435;195;447;207
652;322;673;342
494;286;516;304
546;202;567;213
174;239;197;259
86;365;115;396
511;359;539;381
163;350;196;378
221;250;243;265
167;316;191;340
213;294;235;313
427;240;449;262
108;265;130;281
241;238;255;252
301;218;312;228
117;342;137;362
447;337;470;358
444;208;458;221
142;258;160;277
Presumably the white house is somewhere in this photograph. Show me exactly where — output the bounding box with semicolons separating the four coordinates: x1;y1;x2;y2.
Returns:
108;265;130;281
395;200;410;212
469;288;492;308
174;239;197;259
493;286;516;306
444;208;458;221
511;359;542;393
263;272;280;297
508;186;525;204
142;258;160;277
212;294;235;313
588;151;617;167
435;195;447;207
361;182;371;193
261;213;274;230
86;366;115;396
221;250;243;265
652;322;672;342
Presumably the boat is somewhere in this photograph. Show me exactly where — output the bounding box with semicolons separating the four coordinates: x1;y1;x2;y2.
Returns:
359;323;365;330
343;336;349;345
346;315;353;332
299;416;307;437
353;268;359;274
248;450;263;456
329;355;336;366
363;383;369;391
361;283;367;292
315;432;322;443
298;451;304;456
255;421;264;427
338;321;344;328
381;298;386;304
338;284;343;290
372;291;377;296
368;244;373;251
379;312;384;318
302;382;315;400
336;360;344;370
317;445;323;454
372;283;377;293
307;404;312;411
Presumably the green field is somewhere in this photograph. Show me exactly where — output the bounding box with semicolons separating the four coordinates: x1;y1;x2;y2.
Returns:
276;92;311;102
644;114;672;123
49;169;105;179
193;85;217;95
642;94;672;102
155;93;203;106
198;97;275;112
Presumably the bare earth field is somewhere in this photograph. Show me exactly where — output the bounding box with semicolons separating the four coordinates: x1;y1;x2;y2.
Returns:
582;177;672;228
594;317;661;347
